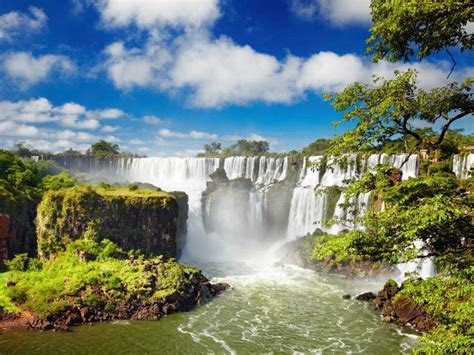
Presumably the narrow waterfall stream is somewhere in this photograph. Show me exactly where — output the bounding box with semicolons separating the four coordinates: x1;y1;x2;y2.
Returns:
2;154;472;354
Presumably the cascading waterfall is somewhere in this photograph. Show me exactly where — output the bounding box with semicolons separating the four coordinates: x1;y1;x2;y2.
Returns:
453;153;474;179
80;153;434;277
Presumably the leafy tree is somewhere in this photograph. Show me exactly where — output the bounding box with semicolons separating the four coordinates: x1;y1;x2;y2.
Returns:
228;140;270;156
368;0;473;66
324;70;473;157
86;140;120;157
302;138;332;155
56;148;83;157
203;142;222;156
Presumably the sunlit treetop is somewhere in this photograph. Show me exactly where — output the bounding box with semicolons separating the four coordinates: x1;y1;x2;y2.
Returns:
367;0;474;63
324;70;473;155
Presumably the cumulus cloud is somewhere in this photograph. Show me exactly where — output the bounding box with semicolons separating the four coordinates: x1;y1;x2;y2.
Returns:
101;125;120;132
289;0;371;26
158;128;217;140
3;52;75;87
0;97;124;129
97;0;220;29
143;115;163;124
0;6;47;41
101;21;470;108
0;121;39;137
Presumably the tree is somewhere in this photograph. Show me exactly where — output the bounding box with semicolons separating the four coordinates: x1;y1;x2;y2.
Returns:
368;0;473;71
324;70;473;157
86;140;119;157
56;148;83;157
302;138;332;155
204;142;222;155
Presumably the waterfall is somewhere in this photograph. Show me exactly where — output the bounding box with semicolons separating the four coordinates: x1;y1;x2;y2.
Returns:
222;156;288;186
286;154;420;240
453;154;474;179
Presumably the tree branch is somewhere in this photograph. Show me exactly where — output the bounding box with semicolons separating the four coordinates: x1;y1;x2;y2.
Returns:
435;109;473;146
446;48;457;79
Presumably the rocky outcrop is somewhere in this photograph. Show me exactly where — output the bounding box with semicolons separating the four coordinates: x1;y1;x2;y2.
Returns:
277;232;396;278
36;186;189;259
373;280;437;332
25;276;229;331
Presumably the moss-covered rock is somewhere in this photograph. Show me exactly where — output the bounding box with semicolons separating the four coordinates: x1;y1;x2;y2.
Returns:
0;240;229;330
36;185;188;259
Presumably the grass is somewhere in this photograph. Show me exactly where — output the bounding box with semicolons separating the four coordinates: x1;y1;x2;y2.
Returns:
397;277;474;354
1;240;201;319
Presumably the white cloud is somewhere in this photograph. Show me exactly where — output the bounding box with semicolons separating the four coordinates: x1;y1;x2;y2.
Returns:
158;128;217;140
0;6;47;41
102;28;470;108
129;138;145;145
104;41;172;90
171;36;302;107
143;115;163;124
97;0;220;29
3;52;75;87
96;108;125;119
289;0;371;26
0;121;39;137
101;125;120;132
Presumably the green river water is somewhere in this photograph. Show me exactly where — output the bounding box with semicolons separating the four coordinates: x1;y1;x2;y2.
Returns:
0;261;418;354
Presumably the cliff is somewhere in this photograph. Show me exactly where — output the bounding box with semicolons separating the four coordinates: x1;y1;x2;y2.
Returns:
36;185;188;259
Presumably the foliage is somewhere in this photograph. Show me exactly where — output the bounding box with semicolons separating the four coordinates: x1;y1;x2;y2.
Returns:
344;172;473;265
0;150;74;257
324;70;473;157
302;138;332;156
86;140;120;157
0;240;201;319
309;233;361;265
198;139;271;157
396;276;474;354
368;0;473;63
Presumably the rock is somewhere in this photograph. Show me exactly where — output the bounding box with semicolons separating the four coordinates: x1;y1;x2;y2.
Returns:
342;294;351;299
375;279;399;309
272;261;284;268
36;186;189;259
355;292;376;301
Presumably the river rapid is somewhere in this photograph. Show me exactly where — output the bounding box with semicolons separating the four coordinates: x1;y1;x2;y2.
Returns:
0;258;419;354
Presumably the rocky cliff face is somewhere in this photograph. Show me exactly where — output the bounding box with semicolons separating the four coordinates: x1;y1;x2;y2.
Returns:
0;214;11;263
36;186;188;259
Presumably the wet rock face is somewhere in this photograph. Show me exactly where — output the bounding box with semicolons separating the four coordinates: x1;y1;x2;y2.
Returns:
374;280;436;333
36;186;189;259
0;214;10;263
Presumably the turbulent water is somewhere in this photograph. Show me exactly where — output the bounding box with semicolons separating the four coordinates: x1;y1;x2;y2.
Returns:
2;153;472;354
0;260;419;354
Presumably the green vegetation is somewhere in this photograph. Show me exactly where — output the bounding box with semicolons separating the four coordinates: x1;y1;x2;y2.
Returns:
197;139;271;157
86;140;120;157
368;0;473;64
397;277;473;354
301;138;332;156
0;240;201;319
0;150;75;256
309;233;361;265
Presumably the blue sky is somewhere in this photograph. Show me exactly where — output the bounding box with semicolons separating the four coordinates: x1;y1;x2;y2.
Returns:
0;0;472;156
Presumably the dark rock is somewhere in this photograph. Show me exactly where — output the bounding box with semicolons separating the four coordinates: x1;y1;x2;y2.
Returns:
342;294;351;299
355;292;376;301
